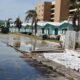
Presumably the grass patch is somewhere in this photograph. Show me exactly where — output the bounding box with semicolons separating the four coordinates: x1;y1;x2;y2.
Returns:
11;33;63;44
69;77;74;80
46;39;62;43
11;33;41;40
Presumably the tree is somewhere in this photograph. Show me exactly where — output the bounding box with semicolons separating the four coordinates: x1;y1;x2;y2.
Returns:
25;10;38;35
6;18;12;28
70;0;80;31
14;17;22;32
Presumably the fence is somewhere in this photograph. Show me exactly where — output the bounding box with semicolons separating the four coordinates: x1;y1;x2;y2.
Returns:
64;31;80;50
76;31;80;44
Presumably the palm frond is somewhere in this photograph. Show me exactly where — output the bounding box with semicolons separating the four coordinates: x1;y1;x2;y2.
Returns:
25;9;38;35
25;10;35;14
25;14;33;22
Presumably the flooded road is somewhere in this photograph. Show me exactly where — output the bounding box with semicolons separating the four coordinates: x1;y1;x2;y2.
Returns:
0;42;46;80
0;34;68;80
0;34;56;52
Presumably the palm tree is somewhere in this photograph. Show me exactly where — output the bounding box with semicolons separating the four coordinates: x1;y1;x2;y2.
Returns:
70;0;80;31
25;10;38;35
6;18;12;28
14;17;22;32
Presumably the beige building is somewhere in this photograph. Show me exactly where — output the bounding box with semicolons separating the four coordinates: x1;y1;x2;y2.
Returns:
36;0;80;22
54;0;69;22
36;2;51;21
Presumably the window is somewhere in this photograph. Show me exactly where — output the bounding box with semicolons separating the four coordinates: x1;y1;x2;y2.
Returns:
51;15;54;18
51;5;55;8
62;29;67;34
51;10;54;13
55;28;58;35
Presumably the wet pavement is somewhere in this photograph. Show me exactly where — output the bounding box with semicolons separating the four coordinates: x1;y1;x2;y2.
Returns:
0;34;55;52
0;34;68;80
0;42;48;80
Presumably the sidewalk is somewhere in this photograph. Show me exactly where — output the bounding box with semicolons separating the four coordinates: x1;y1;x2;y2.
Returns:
31;52;80;80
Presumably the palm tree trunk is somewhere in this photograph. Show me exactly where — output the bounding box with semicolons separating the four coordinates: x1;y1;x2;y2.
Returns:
25;28;26;33
19;28;20;32
15;27;16;32
32;26;33;35
33;38;37;51
34;21;37;35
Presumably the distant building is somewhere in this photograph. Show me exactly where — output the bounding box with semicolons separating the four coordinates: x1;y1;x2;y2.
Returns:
0;20;6;27
36;0;80;22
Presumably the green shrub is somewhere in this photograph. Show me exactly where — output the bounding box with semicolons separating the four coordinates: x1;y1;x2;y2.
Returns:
1;27;9;33
69;77;74;80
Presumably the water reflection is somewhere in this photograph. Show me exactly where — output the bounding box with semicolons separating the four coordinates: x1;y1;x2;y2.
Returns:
0;34;67;80
14;42;20;48
0;42;47;80
4;34;54;52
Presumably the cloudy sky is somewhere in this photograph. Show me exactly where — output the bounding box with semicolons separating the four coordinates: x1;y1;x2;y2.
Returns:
0;0;54;21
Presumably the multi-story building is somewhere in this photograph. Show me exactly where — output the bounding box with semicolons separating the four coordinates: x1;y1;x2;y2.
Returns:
69;0;80;18
36;2;51;21
54;0;80;22
36;0;80;22
50;1;55;22
54;0;69;22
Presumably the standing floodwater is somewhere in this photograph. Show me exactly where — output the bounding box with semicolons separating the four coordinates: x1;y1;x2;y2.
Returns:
0;34;56;52
0;34;68;80
0;42;46;80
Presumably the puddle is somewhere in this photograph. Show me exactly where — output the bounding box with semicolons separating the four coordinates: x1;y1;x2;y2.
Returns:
0;34;68;80
0;34;55;52
0;42;51;80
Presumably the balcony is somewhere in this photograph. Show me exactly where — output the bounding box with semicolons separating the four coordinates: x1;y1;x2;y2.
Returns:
51;10;55;13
